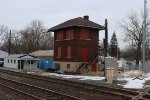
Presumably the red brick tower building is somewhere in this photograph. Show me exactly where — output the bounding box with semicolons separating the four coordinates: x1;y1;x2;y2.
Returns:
48;16;105;73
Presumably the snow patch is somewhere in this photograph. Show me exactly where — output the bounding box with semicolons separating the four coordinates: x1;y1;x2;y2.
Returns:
27;71;36;74
118;72;150;89
41;71;150;89
41;73;105;80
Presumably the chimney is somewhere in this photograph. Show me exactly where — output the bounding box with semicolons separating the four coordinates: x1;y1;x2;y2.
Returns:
83;15;89;20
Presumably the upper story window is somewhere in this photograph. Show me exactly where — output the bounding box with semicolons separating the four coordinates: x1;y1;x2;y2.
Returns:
80;29;90;40
66;46;71;58
66;29;74;39
57;47;61;58
56;31;63;41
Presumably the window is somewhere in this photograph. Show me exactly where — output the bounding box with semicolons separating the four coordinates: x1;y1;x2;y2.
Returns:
56;31;63;40
14;60;16;64
8;60;9;63
67;64;70;69
66;29;74;39
57;47;61;58
67;46;71;58
80;29;90;39
11;60;13;63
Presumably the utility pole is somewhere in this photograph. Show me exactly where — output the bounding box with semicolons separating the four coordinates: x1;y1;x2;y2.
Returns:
142;0;147;70
105;19;108;57
8;30;11;55
104;19;108;79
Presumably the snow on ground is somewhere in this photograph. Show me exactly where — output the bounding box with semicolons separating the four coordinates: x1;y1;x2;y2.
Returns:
41;71;150;89
27;71;36;74
118;71;150;89
42;73;105;80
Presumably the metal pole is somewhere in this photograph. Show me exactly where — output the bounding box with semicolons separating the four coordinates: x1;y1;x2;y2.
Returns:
142;0;147;70
105;19;108;57
104;19;108;80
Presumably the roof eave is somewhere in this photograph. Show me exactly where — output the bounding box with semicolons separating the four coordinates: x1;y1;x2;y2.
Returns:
48;25;105;32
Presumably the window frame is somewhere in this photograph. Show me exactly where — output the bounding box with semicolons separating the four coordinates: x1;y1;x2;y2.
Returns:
56;31;63;41
66;46;71;58
80;29;90;40
65;29;74;40
57;47;62;58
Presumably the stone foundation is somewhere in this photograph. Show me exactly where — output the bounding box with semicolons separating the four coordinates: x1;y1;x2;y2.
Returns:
54;61;102;73
54;61;82;72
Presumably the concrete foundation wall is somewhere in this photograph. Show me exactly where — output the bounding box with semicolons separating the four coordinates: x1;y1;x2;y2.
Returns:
54;61;82;72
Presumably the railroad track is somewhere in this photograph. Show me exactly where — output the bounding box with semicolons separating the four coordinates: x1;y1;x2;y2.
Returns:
0;75;83;100
0;68;139;100
0;82;42;100
132;87;150;100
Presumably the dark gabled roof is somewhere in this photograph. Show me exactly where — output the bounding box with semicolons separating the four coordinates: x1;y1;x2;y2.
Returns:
48;17;105;32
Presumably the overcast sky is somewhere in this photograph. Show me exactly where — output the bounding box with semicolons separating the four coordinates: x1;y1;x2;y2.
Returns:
0;0;149;49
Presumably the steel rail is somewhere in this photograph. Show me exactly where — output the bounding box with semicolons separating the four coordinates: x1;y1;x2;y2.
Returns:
0;76;83;100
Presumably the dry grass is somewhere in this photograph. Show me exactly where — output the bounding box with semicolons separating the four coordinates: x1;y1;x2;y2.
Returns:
82;71;104;76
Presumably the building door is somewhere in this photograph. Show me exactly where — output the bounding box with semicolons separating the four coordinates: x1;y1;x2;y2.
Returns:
18;60;24;69
82;48;88;62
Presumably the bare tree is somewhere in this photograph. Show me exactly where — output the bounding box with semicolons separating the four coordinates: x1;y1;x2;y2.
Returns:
39;31;54;50
120;10;150;65
0;20;54;54
20;20;54;53
10;30;22;53
0;29;22;54
0;25;9;46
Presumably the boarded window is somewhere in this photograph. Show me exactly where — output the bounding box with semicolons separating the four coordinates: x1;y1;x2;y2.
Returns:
67;64;70;69
57;47;61;57
80;29;89;39
67;46;71;58
56;31;63;40
66;29;74;39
